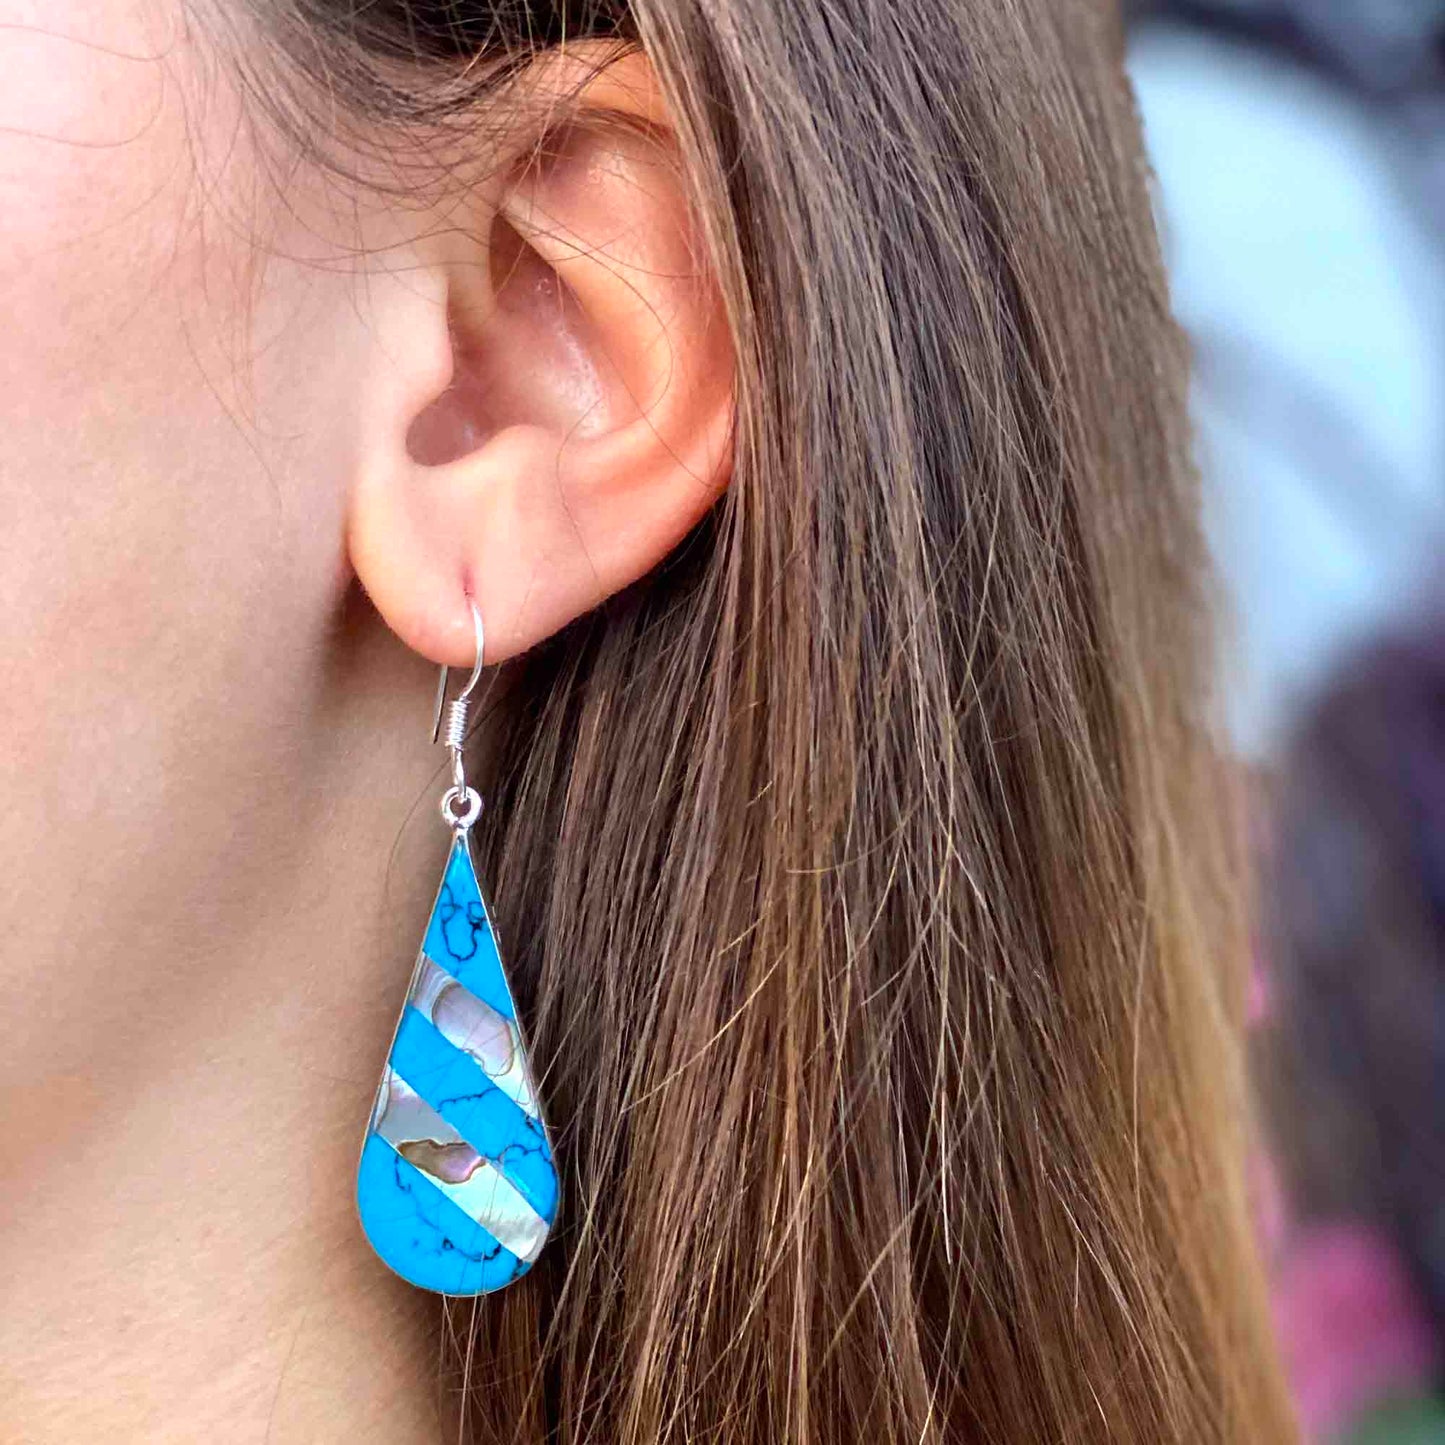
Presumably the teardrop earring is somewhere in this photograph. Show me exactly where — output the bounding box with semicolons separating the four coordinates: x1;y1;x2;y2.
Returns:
355;601;558;1295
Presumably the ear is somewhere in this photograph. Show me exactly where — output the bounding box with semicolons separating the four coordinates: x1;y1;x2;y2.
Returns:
347;50;734;668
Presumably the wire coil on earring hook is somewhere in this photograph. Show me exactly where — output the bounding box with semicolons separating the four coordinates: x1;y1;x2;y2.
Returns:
431;600;486;833
441;697;470;751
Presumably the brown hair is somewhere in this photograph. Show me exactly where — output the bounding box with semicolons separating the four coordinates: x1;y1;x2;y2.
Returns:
233;1;1297;1438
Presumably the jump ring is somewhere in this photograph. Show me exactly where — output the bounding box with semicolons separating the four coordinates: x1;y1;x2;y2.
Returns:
440;785;482;831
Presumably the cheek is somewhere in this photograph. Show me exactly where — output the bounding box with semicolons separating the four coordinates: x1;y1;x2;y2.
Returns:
0;0;191;405
0;1;358;833
0;1;198;686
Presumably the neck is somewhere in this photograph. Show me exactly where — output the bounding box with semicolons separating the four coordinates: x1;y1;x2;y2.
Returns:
0;597;459;1443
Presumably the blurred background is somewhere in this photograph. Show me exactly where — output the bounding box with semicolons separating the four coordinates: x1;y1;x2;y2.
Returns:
1123;3;1445;1439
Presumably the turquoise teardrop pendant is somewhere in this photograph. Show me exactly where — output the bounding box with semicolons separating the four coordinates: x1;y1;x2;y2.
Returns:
356;832;557;1295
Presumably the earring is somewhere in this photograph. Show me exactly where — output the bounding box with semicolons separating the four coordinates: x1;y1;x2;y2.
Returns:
355;602;557;1295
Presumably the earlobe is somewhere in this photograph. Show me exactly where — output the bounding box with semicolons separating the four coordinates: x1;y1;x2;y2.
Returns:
347;50;734;670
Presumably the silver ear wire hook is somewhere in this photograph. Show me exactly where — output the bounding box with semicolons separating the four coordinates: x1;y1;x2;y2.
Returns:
430;600;486;743
433;600;485;832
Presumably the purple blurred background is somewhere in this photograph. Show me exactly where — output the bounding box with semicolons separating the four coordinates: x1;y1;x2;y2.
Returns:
1125;4;1445;1438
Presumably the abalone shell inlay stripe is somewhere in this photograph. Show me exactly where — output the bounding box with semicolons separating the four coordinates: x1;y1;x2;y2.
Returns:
357;834;557;1296
372;1070;549;1263
410;953;539;1120
389;1006;559;1224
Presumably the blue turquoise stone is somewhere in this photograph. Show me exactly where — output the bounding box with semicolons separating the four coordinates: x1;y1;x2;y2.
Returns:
356;1135;526;1296
356;835;557;1295
423;842;515;1020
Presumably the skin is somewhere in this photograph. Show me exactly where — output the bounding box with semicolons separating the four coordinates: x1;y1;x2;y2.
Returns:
0;2;731;1438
